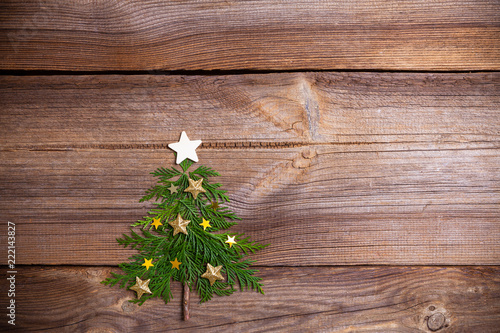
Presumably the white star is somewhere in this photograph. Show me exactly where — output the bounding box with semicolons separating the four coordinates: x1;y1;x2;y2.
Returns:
168;131;202;164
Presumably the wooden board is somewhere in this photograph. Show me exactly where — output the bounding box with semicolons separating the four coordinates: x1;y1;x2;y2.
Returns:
0;266;499;332
0;72;499;266
1;146;499;265
1;1;499;71
1;72;499;148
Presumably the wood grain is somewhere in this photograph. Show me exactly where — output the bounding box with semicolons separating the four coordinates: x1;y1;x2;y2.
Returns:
1;72;499;266
1;0;499;71
1;72;499;149
1;146;498;265
1;1;499;330
0;266;499;332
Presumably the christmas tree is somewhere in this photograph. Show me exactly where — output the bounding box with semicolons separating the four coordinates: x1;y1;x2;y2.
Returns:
102;132;267;320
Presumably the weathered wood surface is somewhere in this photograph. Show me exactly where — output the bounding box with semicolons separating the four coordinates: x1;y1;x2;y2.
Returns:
0;72;499;266
1;72;499;148
1;266;499;332
1;0;499;71
1;146;499;265
1;1;499;330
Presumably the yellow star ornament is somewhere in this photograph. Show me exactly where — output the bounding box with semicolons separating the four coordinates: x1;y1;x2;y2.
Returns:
200;218;211;231
201;263;224;286
170;258;182;270
225;235;237;248
168;213;191;236
184;178;206;200
142;258;154;270
151;217;163;229
130;276;152;299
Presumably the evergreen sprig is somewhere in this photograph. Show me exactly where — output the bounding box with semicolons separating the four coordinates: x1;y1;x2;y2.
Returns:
102;161;268;306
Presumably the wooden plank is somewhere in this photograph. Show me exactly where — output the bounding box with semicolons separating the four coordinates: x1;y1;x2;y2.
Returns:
1;146;498;265
1;72;498;265
0;266;498;332
1;1;499;71
1;72;499;149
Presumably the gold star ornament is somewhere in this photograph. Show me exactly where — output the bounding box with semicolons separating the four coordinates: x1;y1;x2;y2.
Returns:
200;218;211;231
142;258;154;270
168;213;191;236
168;183;178;194
130;276;152;299
184;178;206;200
201;263;224;286
151;217;163;229
170;258;182;270
225;235;237;248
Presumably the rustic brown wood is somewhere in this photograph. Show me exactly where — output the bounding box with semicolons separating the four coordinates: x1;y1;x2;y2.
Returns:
1;72;499;149
1;72;499;266
1;1;498;330
1;1;499;71
0;266;498;332
1;145;498;266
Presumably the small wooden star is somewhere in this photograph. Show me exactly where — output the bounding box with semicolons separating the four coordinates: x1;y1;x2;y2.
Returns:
225;235;237;248
168;183;178;194
142;258;154;270
168;131;202;164
168;213;191;236
210;201;219;210
129;276;152;299
151;217;163;229
184;178;206;200
201;263;224;286
170;258;182;270
199;218;211;231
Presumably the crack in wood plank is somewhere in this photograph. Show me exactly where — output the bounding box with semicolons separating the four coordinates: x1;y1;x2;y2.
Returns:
0;141;377;152
300;76;322;141
4;140;498;152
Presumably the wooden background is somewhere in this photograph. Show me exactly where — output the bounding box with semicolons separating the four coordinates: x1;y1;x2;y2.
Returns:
0;1;499;332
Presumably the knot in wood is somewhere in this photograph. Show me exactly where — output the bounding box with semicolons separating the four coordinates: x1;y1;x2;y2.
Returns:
301;148;316;159
292;148;317;169
427;312;446;331
121;301;137;313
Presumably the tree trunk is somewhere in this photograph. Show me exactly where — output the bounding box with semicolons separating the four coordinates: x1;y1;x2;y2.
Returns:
183;282;190;321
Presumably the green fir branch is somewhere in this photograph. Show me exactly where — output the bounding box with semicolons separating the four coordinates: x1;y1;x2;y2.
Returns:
151;166;182;181
140;185;170;202
102;160;268;308
180;158;194;172
191;165;220;178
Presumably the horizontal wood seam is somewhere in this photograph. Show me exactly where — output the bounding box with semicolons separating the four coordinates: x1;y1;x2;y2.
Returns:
1;70;499;77
3;141;499;152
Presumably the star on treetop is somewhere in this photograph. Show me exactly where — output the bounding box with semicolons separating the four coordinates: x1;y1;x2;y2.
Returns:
168;131;202;164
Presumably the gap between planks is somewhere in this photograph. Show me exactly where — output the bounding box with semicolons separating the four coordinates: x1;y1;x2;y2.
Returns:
1;69;500;76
